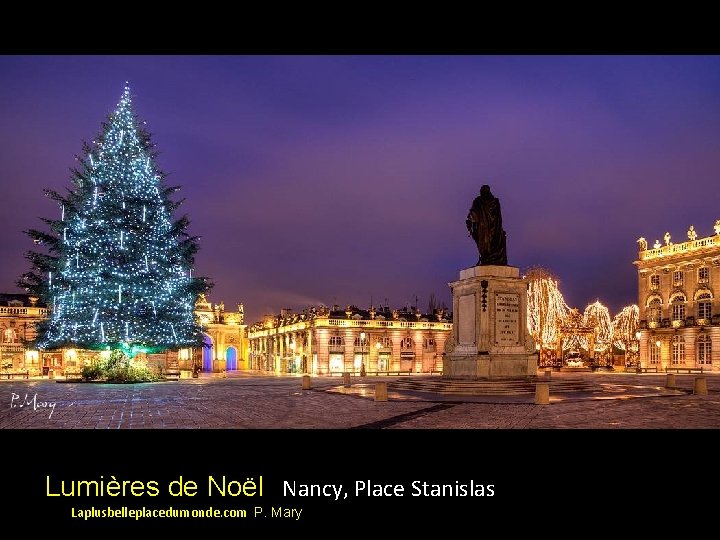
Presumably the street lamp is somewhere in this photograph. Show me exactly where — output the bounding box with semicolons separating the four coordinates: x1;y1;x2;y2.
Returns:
290;339;296;373
360;331;367;377
375;340;382;371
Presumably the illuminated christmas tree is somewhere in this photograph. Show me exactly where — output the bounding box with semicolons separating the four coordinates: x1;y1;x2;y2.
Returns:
19;84;211;354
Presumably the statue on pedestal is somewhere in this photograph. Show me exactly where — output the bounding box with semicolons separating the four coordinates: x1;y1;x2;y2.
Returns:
466;184;507;266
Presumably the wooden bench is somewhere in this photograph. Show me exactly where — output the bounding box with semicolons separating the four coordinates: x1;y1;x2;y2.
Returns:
0;371;29;379
665;367;705;374
637;367;659;373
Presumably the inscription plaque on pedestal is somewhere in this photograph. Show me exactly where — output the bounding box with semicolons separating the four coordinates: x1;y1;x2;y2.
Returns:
495;292;520;346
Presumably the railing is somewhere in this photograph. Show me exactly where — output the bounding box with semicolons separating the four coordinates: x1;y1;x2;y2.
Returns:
248;318;451;338
0;344;25;353
639;235;719;261
0;307;48;316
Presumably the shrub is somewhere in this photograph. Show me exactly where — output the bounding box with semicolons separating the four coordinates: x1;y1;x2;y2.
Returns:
81;363;103;381
82;350;163;383
105;362;162;383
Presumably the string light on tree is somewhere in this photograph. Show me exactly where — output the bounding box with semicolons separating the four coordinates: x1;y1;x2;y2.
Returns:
583;300;613;363
525;266;570;366
19;84;212;354
612;304;640;366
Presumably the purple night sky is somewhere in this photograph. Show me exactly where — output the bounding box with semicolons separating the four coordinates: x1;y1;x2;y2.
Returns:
2;56;719;324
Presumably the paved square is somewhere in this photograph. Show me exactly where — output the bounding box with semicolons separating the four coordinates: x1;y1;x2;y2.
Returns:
1;372;719;429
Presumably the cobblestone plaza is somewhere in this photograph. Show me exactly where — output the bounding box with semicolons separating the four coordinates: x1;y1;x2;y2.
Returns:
2;372;720;429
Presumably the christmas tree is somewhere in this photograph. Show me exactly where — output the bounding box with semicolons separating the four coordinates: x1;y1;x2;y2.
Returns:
19;84;211;355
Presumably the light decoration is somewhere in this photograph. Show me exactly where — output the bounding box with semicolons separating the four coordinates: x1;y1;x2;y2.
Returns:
525;267;570;365
583;300;613;360
561;308;590;353
20;84;211;355
612;304;640;366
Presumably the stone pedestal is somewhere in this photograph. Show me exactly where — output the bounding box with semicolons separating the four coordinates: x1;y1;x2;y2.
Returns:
694;377;708;395
444;265;537;379
375;382;388;402
535;382;550;405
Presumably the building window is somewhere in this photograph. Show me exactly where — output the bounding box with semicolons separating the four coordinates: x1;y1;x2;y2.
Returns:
673;271;683;287
671;296;686;321
698;267;709;284
400;337;414;350
698;294;712;320
650;274;660;290
329;355;344;372
697;335;712;365
354;335;368;347
647;298;662;324
423;337;436;350
328;336;344;347
672;335;685;365
377;356;388;371
649;341;660;365
3;328;15;343
376;336;392;348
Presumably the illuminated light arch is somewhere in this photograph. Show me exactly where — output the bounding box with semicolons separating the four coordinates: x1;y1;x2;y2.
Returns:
694;289;713;301
669;292;687;304
645;294;663;307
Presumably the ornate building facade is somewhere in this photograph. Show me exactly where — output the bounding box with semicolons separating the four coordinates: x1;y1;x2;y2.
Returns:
0;294;52;375
178;295;248;373
247;304;452;375
0;292;247;376
635;221;720;371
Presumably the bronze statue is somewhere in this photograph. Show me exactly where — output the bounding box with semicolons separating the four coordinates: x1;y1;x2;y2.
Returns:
466;185;507;265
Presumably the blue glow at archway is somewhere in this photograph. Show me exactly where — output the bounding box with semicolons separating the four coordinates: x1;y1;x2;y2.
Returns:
203;335;213;371
226;347;237;370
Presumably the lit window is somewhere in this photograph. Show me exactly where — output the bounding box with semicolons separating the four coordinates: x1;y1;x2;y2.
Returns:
329;336;344;347
697;335;712;365
3;328;15;343
672;335;685;365
423;337;436;349
650;274;660;290
671;295;686;321
400;337;414;350
697;293;712;320
673;271;683;287
647;298;662;323
354;335;368;347
649;341;660;364
698;267;709;283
